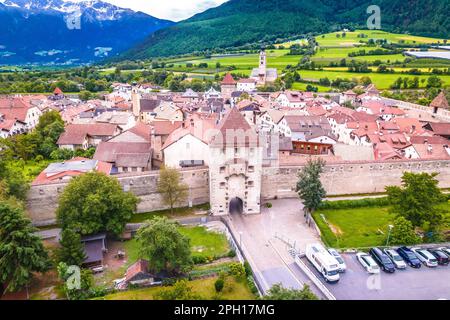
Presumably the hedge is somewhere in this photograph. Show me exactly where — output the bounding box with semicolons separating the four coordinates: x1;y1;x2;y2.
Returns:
318;197;390;210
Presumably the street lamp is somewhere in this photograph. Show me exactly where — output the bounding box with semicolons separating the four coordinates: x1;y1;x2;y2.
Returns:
239;231;243;248
385;224;394;246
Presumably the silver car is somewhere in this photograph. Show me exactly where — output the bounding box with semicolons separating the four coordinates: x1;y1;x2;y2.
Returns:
328;248;346;272
384;249;407;269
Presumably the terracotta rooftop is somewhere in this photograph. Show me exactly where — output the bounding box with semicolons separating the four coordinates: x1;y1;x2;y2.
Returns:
53;87;63;95
0;98;31;122
430;92;449;110
57;123;118;145
221;73;236;85
211;107;256;148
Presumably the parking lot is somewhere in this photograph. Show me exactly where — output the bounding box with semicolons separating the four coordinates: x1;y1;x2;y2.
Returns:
303;253;450;300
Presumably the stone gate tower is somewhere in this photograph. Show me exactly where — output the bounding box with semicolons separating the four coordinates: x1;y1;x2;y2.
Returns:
208;108;263;215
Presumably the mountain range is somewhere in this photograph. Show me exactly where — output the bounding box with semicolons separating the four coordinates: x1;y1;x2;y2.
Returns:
0;0;174;64
121;0;450;60
1;0;449;65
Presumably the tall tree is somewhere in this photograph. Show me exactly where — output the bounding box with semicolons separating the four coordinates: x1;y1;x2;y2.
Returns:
296;158;326;223
157;166;189;215
263;283;318;300
0;202;51;292
57;172;138;236
136;216;192;275
57;229;86;266
386;172;444;231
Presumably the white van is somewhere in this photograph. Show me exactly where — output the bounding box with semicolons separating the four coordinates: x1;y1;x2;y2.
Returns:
305;243;340;283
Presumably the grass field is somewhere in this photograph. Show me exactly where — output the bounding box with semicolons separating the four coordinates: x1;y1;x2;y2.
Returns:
313;202;450;249
295;69;450;89
97;29;449;92
316;30;448;47
291;82;332;92
99;276;255;300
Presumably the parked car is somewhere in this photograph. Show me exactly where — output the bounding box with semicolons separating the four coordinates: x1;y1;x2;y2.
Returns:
429;249;449;265
328;248;346;273
356;252;380;274
438;247;450;257
369;247;396;273
411;248;438;267
384;249;407;269
397;247;422;268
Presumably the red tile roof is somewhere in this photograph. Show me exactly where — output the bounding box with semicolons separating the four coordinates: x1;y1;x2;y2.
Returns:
430;92;449;110
53;87;63;95
210;107;257;147
426;122;450;136
0;98;31;122
57;123;118;145
221;73;236;85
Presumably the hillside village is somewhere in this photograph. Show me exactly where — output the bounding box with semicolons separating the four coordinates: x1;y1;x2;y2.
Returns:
1;45;450;302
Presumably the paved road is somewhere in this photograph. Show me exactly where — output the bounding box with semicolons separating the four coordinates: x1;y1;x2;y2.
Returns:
228;199;325;298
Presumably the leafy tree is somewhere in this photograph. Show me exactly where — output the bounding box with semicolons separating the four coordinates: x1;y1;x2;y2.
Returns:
57;262;94;300
155;279;201;300
136;216;193;275
427;75;443;88
296;158;326;218
57;229;86;266
56;172;138;236
157;166;189;215
386;172;444;231
263;283;318;300
0;202;51;292
390;216;421;245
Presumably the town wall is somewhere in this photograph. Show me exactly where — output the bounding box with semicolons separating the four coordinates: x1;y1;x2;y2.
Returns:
27;167;210;225
27;160;450;225
261;159;450;200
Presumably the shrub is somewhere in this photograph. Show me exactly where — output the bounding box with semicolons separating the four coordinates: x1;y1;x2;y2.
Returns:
192;255;208;265
243;261;252;277
227;250;236;258
265;202;273;208
214;278;224;292
228;263;246;280
247;276;258;295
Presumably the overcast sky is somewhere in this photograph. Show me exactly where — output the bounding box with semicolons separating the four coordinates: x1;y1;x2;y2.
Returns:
103;0;228;21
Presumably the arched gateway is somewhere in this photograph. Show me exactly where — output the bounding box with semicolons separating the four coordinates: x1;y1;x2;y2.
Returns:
208;108;263;216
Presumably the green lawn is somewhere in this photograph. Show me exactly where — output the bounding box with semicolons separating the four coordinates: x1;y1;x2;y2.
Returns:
313;201;450;249
120;225;229;263
179;226;230;260
98;276;255;300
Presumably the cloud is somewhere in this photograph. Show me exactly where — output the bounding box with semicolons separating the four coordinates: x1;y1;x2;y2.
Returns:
103;0;228;21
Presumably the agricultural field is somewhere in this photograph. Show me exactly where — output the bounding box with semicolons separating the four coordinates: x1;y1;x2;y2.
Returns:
99;30;449;93
316;30;448;47
295;69;450;90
